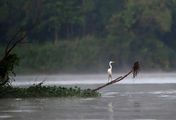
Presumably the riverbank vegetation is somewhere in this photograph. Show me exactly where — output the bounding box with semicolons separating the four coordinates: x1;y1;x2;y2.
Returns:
0;85;100;98
10;38;176;73
1;0;160;98
1;0;176;73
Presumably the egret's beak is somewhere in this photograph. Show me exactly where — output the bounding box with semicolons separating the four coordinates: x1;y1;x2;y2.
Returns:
112;61;115;63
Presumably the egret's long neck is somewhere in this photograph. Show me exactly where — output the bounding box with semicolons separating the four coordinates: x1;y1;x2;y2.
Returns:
109;63;112;69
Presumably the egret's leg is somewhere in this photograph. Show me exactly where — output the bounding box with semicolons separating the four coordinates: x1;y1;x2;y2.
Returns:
108;74;112;82
110;75;112;82
108;75;111;82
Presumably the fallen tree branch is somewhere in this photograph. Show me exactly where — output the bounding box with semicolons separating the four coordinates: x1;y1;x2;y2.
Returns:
92;61;140;92
32;79;46;87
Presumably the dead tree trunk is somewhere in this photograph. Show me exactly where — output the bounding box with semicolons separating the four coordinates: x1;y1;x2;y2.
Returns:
93;61;140;92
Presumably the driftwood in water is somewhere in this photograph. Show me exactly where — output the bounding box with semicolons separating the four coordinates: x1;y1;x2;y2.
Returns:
93;61;140;92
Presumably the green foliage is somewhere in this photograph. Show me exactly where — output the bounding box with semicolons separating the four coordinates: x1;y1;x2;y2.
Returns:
1;0;176;72
6;35;174;73
0;85;100;98
14;37;104;73
0;53;19;86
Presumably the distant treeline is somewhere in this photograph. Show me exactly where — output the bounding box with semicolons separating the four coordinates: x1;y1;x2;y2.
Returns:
1;0;176;73
1;37;175;73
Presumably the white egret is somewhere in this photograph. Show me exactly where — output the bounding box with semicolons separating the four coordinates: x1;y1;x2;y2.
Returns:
107;61;115;82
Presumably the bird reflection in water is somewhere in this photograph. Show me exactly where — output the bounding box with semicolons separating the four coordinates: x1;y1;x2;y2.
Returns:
108;102;114;120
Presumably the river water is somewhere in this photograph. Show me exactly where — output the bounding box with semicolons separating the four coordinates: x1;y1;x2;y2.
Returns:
0;73;176;120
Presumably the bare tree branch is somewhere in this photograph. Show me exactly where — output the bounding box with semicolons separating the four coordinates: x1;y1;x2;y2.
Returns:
5;33;27;56
2;20;40;60
5;28;24;54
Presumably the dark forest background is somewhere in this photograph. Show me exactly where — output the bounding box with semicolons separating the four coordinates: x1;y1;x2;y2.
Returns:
1;0;176;73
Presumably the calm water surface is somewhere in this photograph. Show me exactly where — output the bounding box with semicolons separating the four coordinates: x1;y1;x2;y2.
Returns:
12;73;176;86
0;73;176;120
